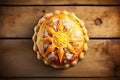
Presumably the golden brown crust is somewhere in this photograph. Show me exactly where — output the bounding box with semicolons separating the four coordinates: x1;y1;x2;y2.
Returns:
33;10;89;69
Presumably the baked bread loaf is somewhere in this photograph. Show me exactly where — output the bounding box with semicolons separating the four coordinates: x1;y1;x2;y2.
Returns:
32;10;89;69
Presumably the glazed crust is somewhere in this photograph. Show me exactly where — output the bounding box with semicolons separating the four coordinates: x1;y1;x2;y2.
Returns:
32;10;89;69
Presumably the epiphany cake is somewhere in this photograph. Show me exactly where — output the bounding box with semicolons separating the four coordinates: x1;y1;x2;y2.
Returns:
32;10;89;69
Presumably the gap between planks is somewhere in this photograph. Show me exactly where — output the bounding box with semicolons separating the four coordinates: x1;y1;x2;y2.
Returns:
1;78;120;80
0;0;120;5
0;4;120;6
0;77;120;80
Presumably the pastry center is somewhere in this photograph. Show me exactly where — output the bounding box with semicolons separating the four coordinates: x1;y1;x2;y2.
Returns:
53;32;68;47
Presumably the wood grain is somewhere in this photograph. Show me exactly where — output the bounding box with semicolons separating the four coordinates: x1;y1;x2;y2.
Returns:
0;78;120;80
0;40;120;77
0;6;120;38
0;0;120;5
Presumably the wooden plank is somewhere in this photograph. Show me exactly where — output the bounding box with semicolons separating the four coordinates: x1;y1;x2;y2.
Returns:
0;0;120;5
0;78;120;80
0;40;120;77
0;6;120;38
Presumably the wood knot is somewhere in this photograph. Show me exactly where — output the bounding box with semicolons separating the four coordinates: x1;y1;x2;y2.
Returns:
94;18;102;25
42;10;46;13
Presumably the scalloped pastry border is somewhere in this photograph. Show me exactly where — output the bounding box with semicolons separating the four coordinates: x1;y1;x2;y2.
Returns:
32;10;89;69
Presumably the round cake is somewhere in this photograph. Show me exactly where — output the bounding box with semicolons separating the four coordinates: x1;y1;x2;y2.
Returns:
32;10;89;69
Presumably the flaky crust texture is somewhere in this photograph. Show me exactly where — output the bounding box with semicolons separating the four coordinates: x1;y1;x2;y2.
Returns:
32;10;89;69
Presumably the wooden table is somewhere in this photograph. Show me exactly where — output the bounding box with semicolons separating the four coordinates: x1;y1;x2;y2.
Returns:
0;0;120;80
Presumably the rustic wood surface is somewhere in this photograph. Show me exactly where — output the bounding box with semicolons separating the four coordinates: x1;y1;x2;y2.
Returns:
0;0;120;80
0;6;120;38
0;0;120;5
0;40;120;77
0;78;120;80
